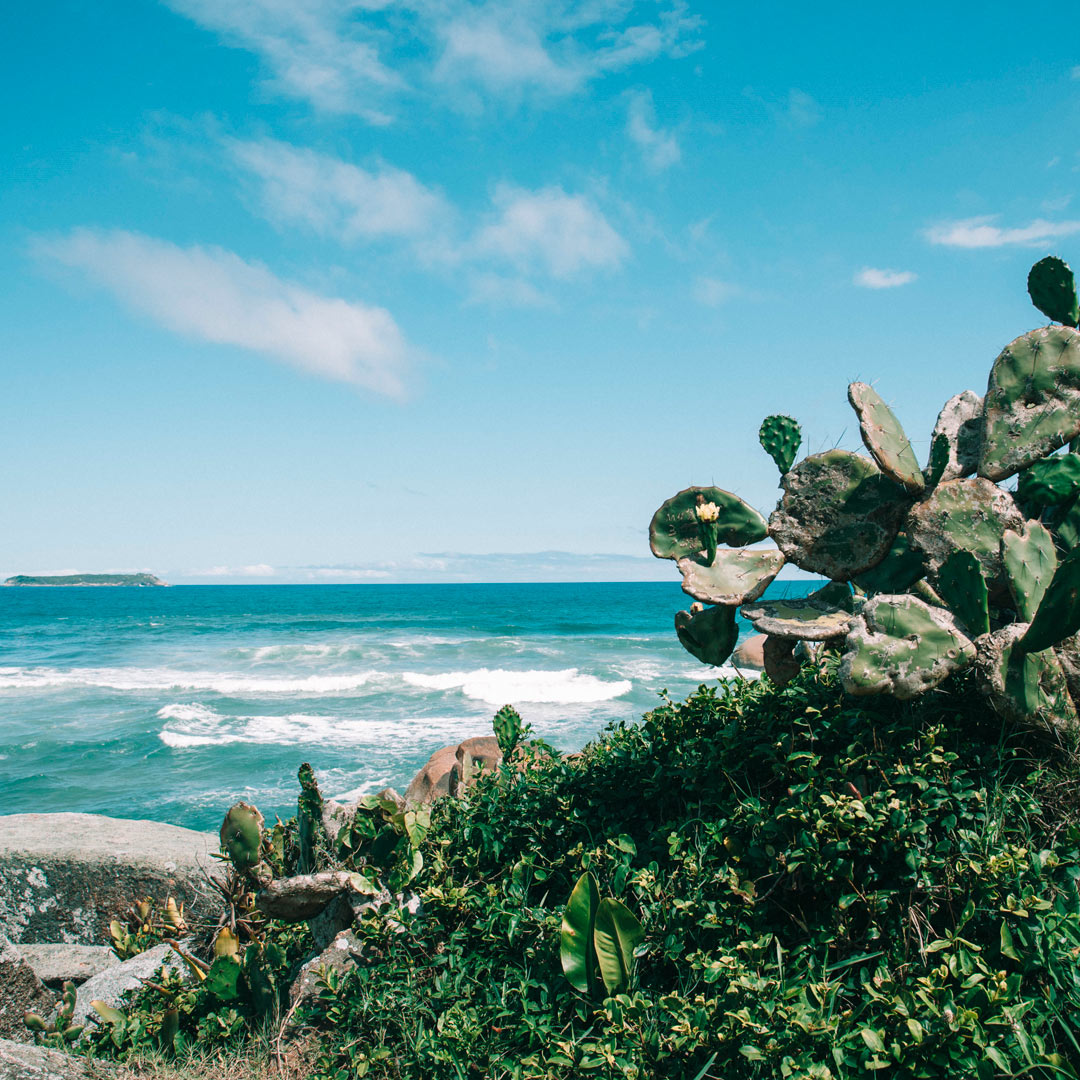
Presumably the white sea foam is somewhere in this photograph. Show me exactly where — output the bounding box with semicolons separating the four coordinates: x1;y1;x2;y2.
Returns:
0;666;382;694
401;668;632;705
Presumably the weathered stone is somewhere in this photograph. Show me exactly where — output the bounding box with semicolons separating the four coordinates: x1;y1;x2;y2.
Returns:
930;391;982;483
677;548;785;606
732;634;766;670
980;326;1080;481
455;737;502;789
289;929;363;1014
256;872;355;922
71;943;189;1027
15;946;117;988
907;478;1024;598
0;814;217;946
0;1038;113;1079
404;746;460;806
768;450;911;580
0;935;55;1043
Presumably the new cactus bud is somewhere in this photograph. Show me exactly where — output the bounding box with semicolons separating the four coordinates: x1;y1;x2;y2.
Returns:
848;382;925;495
220;802;264;873
1028;255;1079;327
758;414;802;474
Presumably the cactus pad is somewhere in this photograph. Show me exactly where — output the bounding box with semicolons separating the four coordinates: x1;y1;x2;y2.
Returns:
975;624;1078;736
220;802;264;872
848;382;925;495
928;390;982;484
1016;452;1080;509
907;477;1023;597
677;548;784;606
674;603;738;667
763;635;800;687
852;531;925;595
758;414;802;474
650;487;767;561
840;594;975;700
1002;521;1057;622
741;580;857;640
768;450;911;580
935;550;989;637
1020;546;1080;655
979;326;1080;480
1027;255;1079;327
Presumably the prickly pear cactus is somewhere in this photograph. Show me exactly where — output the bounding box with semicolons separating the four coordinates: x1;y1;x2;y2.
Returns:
848;382;925;495
647;254;1080;738
1028;255;1079;328
677;548;784;606
768;450;910;580
979;326;1080;481
221;802;264;872
758;414;802;474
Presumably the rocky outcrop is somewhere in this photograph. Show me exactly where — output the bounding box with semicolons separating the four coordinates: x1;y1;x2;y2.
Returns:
733;635;766;670
0;814;217;945
71;943;189;1027
404;737;504;806
0;936;55;1043
0;1039;112;1079
15;946;117;988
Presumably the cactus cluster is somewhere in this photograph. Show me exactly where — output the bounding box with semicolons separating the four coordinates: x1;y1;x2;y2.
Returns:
650;256;1080;737
25;982;82;1048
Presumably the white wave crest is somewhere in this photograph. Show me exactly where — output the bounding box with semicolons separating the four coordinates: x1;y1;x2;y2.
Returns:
401;668;631;705
0;666;382;694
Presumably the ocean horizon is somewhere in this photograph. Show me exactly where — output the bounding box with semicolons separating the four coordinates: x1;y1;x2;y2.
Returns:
0;580;815;831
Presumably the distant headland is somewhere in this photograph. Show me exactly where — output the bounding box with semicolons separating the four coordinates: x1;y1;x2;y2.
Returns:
3;573;168;587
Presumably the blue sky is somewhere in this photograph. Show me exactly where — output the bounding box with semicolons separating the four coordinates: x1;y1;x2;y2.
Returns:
3;1;1080;583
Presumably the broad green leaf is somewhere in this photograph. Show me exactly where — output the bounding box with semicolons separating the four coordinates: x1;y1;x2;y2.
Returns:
592;897;644;997
1000;920;1021;961
91;1001;125;1025
204;955;241;1002
560;872;600;993
859;1028;886;1053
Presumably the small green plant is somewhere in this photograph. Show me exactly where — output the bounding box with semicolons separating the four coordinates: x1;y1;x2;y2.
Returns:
560;871;644;998
24;981;83;1048
109;894;188;960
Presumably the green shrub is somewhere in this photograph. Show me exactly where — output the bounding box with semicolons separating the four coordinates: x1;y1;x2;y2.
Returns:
306;660;1080;1079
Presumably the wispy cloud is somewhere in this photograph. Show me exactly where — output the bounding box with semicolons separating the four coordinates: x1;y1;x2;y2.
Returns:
192;564;276;578
785;88;822;128
694;277;742;306
33;229;416;395
626;89;680;170
464;273;554;308
854;267;917;289
228;137;451;242
473;184;628;278
163;0;702;118
924;215;1080;249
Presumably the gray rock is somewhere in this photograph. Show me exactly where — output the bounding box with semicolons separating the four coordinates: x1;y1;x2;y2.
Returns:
15;946;118;988
289;929;363;1013
71;943;188;1026
0;813;217;945
0;935;55;1043
0;1038;112;1079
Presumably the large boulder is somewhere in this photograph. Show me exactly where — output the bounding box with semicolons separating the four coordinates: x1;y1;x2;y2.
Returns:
15;946;118;988
733;634;767;670
0;936;55;1043
404;745;460;805
71;943;189;1026
0;814;217;946
455;737;502;787
0;1038;112;1079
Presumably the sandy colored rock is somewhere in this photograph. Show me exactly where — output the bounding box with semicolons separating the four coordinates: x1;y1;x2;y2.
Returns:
0;814;217;946
404;745;460;805
455;737;502;788
732;635;766;670
0;935;55;1043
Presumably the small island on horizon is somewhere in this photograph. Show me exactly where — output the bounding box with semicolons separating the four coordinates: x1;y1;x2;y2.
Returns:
3;573;168;587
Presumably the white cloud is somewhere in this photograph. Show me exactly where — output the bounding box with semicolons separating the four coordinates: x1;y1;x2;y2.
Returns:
473;185;628;278
193;564;276;577
785;88;822;127
34;229;415;395
162;0;701;116
228;137;450;241
694;277;741;306
924;215;1080;249
626;89;680;170
465;273;554;308
854;267;917;289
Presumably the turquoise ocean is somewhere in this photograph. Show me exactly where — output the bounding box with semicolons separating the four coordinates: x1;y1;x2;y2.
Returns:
0;582;811;831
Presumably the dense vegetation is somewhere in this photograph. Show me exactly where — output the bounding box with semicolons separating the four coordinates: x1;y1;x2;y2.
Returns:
3;573;166;586
83;659;1080;1078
